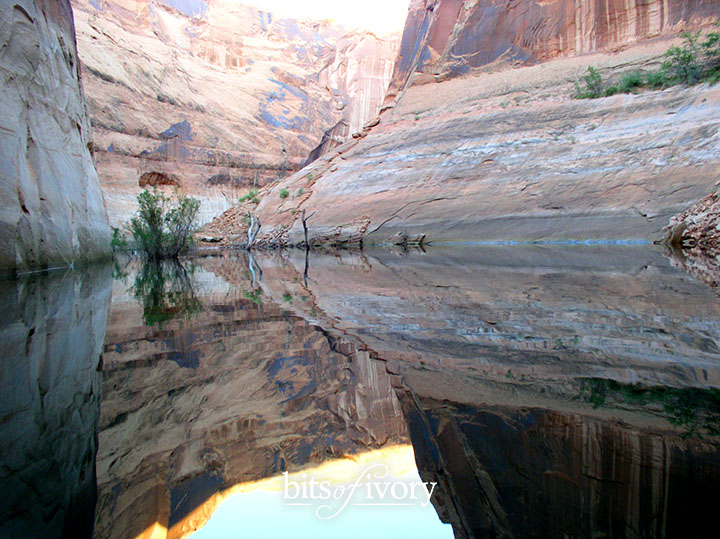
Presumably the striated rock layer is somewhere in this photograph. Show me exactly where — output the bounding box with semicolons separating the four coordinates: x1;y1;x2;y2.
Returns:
0;0;111;274
218;72;720;247
70;0;398;226
387;0;720;98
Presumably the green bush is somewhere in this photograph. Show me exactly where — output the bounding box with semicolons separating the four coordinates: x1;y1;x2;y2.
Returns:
645;70;668;89
618;70;646;93
279;188;289;199
663;31;705;85
239;189;259;203
129;189;200;260
603;85;619;97
574;66;604;98
110;227;128;251
574;26;720;100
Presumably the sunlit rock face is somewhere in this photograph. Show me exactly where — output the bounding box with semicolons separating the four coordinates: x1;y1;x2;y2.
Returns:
0;0;111;274
95;255;407;539
387;0;719;96
214;0;720;247
241;80;720;246
69;0;398;226
0;264;112;537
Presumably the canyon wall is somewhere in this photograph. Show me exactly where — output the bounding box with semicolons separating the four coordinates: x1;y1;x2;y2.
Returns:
203;0;720;246
216;72;720;246
387;0;720;99
0;0;111;274
70;0;398;226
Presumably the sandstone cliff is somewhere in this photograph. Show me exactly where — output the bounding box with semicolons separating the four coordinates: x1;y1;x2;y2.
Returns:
387;0;720;100
202;1;720;247
0;0;111;274
70;0;398;226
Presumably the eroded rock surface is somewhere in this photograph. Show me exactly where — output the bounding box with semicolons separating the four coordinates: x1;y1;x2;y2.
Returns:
70;0;398;226
0;0;111;274
217;75;720;247
204;2;720;247
664;186;720;288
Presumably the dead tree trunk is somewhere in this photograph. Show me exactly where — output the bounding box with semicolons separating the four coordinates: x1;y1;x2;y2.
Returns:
246;212;261;250
301;209;315;251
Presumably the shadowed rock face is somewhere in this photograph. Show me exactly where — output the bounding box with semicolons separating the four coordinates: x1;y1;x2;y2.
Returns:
69;0;398;226
0;263;112;538
95;255;407;538
401;396;720;538
0;0;111;274
388;0;719;96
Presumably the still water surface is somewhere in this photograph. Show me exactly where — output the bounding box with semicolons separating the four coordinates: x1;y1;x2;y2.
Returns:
1;246;719;538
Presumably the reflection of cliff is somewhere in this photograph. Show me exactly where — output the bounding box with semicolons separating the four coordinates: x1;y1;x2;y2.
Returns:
0;264;112;537
253;246;720;538
256;247;720;392
70;0;398;226
95;254;407;538
401;394;720;538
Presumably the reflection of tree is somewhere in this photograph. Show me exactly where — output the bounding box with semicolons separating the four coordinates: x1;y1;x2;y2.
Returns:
580;378;720;439
132;259;203;326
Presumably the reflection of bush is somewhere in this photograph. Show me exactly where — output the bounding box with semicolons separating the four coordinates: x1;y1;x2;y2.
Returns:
580;378;720;439
132;260;203;326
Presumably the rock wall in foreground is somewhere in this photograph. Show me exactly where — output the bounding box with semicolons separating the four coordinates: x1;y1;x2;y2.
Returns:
0;0;111;274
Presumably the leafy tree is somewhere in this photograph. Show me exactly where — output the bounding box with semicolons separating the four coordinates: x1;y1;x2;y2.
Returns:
129;189;200;260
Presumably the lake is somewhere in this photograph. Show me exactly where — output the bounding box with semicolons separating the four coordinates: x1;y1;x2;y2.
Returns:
2;246;719;538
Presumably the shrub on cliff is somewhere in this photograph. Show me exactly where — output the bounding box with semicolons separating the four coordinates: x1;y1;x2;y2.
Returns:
574;66;604;98
129;189;200;260
663;31;705;85
575;27;720;99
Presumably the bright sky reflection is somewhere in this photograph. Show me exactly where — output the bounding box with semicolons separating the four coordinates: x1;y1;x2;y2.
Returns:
191;445;453;538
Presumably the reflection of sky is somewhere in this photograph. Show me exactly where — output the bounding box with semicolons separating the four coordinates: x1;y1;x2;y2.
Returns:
192;446;453;538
